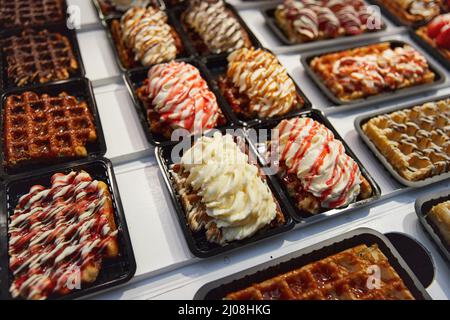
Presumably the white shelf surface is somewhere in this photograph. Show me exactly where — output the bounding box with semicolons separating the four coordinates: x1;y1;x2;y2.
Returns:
67;0;101;29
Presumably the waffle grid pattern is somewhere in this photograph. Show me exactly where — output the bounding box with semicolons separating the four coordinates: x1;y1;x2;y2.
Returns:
0;0;65;28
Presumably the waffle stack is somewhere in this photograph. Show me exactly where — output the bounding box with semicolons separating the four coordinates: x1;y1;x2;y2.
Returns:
226;244;414;300
2;29;79;87
3;91;97;168
363;99;450;182
428;200;450;247
0;0;65;28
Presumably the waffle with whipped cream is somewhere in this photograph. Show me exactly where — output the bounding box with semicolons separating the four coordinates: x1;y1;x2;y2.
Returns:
111;6;183;69
362;99;450;182
269;117;373;215
182;0;252;55
377;0;441;24
218;48;305;120
310;42;436;102
170;133;285;245
225;244;414;300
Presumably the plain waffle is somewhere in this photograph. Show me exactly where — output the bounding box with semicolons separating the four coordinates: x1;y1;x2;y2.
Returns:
362;99;450;182
226;244;414;300
2;29;79;87
0;0;65;28
3;91;97;168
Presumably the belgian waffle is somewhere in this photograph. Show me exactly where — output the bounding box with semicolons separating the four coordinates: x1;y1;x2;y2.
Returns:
2;29;79;87
226;244;415;300
3;91;97;168
377;0;441;24
9;171;119;300
0;0;65;29
427;200;450;247
362;99;450;182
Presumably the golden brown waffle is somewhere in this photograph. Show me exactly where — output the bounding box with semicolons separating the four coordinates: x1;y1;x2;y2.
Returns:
362;99;450;182
427;200;450;247
226;244;415;300
0;0;65;28
2;29;79;87
377;0;441;24
3;91;97;168
417;25;450;61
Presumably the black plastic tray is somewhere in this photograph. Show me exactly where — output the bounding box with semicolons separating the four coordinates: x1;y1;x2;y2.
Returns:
0;158;136;300
0;0;69;31
203;52;312;128
262;5;387;46
0;78;107;177
0;23;86;91
354;93;450;188
415;190;450;263
410;29;450;71
102;9;194;72
172;2;263;60
247;109;381;224
123;58;235;146
92;0;167;20
301;39;446;110
194;228;432;300
155;127;295;258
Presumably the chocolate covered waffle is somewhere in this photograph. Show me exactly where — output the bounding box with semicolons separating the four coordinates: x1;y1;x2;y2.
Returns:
269;117;373;215
3;91;97;168
136;61;225;139
182;0;252;55
377;0;441;24
428;200;450;247
170;132;285;245
218;48;305;120
274;0;381;44
2;29;79;87
9;171;119;300
0;0;65;28
225;244;414;300
310;42;435;102
362;99;450;182
110;6;183;69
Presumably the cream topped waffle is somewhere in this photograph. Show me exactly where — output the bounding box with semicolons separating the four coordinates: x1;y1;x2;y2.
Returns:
8;171;119;300
170;133;285;245
136;61;225;138
428;200;450;247
378;0;441;24
111;6;183;69
310;42;436;101
270;117;372;214
218;48;304;120
362;99;450;182
274;0;378;44
225;244;415;300
183;0;252;55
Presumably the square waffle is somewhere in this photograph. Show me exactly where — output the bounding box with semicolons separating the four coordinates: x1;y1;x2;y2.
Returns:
3;91;97;168
225;244;415;300
427;200;450;247
362;99;450;182
8;170;119;300
2;29;79;87
416;25;450;61
310;42;436;102
0;0;65;29
377;0;441;24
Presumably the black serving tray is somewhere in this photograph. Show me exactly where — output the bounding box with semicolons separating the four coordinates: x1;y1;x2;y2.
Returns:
92;0;166;20
172;2;262;60
203;51;313;128
301;39;446;111
262;5;387;46
102;9;194;72
0;158;136;300
415;190;450;263
155;127;295;258
0;78;107;177
0;23;86;91
123;58;235;146
410;29;450;71
247;109;381;224
194;228;432;300
354;93;450;188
